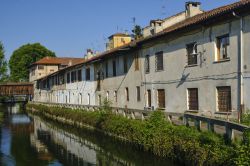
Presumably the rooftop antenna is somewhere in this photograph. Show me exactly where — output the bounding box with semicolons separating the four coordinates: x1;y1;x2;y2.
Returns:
132;17;136;27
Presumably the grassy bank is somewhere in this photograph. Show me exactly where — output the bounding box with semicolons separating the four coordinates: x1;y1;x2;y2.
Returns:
27;103;250;166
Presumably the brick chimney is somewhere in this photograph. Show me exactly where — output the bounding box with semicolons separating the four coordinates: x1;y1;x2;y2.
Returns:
185;1;202;18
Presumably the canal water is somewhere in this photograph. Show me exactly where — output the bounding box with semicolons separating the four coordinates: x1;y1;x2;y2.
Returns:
0;104;176;166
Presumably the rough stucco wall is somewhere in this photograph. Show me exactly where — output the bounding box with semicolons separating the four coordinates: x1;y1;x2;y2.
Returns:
243;15;250;111
141;18;241;114
95;52;145;109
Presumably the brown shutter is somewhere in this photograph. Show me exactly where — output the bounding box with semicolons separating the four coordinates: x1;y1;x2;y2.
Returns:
217;87;231;112
188;88;199;110
158;89;165;108
147;90;151;107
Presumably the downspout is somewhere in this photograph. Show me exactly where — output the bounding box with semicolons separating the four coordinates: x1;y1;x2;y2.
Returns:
240;16;244;121
233;12;244;123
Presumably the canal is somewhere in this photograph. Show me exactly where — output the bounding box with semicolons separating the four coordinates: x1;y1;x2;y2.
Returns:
0;104;176;166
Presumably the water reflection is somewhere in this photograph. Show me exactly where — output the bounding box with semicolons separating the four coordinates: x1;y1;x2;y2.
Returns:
0;104;176;166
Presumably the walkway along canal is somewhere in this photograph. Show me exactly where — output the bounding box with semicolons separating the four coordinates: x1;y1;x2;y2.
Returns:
0;104;176;166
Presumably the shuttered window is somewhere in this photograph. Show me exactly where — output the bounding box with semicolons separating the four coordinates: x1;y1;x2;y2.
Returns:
125;87;129;101
147;90;151;107
217;86;231;112
136;86;140;102
155;51;164;71
145;55;150;73
157;89;165;108
188;88;199;110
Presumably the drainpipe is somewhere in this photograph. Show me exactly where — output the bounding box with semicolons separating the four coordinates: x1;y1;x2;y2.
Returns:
240;16;244;121
233;12;244;123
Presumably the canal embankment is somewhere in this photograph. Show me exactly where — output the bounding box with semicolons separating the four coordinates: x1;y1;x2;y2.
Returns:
26;103;250;166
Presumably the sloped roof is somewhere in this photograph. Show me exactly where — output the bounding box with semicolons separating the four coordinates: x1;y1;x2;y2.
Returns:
32;56;84;66
36;0;250;81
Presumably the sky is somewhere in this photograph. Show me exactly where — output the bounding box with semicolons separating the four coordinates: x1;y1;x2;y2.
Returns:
0;0;239;61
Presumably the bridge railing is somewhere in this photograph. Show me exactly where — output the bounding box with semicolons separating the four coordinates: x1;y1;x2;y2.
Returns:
30;101;249;141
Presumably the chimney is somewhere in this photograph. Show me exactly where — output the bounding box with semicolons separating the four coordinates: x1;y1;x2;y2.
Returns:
185;1;202;18
68;60;72;66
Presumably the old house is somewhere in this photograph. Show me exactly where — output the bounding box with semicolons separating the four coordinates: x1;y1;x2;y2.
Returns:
31;0;250;118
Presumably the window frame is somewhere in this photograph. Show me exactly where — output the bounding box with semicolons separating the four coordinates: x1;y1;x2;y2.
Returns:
145;55;150;73
187;88;199;111
135;53;139;71
112;60;116;76
157;89;165;109
216;34;230;61
216;86;232;112
86;68;90;81
125;87;129;101
136;86;141;102
186;42;198;66
155;51;164;71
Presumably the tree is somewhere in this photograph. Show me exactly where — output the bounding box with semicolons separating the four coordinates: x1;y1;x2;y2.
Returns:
9;43;56;82
0;42;8;82
132;25;143;40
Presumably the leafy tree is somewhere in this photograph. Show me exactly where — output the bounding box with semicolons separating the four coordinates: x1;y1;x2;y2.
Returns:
9;43;56;82
132;25;143;40
0;42;8;82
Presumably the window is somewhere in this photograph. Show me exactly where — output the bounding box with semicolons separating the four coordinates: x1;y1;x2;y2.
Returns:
105;62;108;78
216;34;230;61
135;53;139;71
187;88;199;110
67;73;70;83
38;65;44;70
217;86;231;112
106;91;109;100
147;90;151;107
157;89;165;108
136;86;141;102
123;57;128;73
125;87;129;101
86;68;90;80
186;43;197;65
155;51;163;71
71;71;76;83
77;70;82;81
50;69;54;72
112;60;116;76
98;95;101;105
114;91;117;102
87;93;90;105
145;55;150;73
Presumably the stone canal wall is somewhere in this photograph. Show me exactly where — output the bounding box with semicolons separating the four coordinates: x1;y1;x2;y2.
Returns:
26;103;250;166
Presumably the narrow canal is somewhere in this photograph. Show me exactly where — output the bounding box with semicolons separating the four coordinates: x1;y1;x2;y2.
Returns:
0;104;176;166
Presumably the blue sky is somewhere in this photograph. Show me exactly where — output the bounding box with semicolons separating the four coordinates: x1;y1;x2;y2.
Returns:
0;0;239;60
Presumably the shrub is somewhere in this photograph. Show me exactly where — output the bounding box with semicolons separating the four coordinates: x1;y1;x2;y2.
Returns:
26;103;250;165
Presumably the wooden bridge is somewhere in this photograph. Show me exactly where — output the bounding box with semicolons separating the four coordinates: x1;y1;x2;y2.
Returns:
0;82;34;102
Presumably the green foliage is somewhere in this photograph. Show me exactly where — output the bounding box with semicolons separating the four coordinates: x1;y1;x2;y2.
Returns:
242;110;250;126
0;42;8;82
132;25;143;40
233;144;250;166
9;43;56;82
27;104;250;165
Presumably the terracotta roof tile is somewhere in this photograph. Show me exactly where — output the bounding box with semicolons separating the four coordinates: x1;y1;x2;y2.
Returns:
36;0;250;81
33;57;84;66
